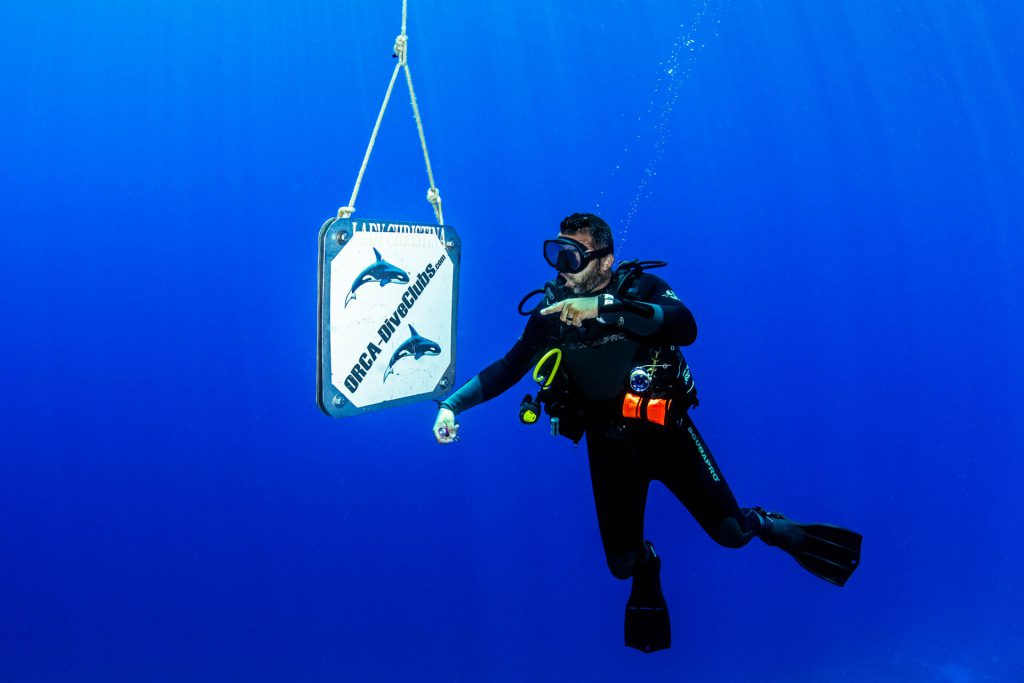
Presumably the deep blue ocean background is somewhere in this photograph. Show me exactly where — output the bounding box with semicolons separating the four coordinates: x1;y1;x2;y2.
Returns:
3;1;1023;681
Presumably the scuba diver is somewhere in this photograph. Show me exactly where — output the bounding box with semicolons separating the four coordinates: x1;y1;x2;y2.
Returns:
431;213;861;653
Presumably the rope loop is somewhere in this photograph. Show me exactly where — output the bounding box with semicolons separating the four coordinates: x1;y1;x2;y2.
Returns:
337;0;444;227
426;186;443;224
392;35;407;65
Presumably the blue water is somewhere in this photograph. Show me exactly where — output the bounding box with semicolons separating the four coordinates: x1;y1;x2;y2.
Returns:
2;1;1022;681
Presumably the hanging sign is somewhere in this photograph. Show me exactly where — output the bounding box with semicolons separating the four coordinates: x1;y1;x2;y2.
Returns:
317;217;460;417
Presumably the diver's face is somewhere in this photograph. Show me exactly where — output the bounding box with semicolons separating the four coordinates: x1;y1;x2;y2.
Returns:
558;232;615;295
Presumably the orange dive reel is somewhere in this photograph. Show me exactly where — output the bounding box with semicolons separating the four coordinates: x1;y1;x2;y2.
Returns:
621;392;675;426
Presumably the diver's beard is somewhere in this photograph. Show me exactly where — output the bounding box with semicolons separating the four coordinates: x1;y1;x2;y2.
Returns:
566;267;609;295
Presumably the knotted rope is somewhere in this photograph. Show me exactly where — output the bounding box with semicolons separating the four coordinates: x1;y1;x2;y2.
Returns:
338;0;444;225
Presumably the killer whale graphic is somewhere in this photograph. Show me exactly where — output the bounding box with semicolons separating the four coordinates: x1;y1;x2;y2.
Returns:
383;325;442;382
344;248;410;307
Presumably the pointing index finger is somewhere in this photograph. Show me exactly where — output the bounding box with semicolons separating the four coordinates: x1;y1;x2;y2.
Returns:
539;302;564;316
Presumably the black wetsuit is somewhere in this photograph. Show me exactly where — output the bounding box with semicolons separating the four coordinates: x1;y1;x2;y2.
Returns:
442;272;757;580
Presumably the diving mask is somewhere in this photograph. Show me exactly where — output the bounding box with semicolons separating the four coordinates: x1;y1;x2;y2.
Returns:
543;236;612;274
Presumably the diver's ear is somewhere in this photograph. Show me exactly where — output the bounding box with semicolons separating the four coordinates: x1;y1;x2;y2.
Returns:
601;253;615;272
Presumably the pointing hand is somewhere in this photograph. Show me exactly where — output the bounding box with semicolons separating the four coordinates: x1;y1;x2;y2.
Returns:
540;297;600;327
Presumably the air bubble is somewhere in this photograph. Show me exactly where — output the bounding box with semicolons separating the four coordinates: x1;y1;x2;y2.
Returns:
617;0;716;255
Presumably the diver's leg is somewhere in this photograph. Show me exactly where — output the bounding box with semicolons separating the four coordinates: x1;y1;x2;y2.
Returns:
585;429;651;580
655;413;758;548
587;429;671;652
657;416;862;584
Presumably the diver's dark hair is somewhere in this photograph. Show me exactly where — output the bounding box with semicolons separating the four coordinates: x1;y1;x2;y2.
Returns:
559;213;613;252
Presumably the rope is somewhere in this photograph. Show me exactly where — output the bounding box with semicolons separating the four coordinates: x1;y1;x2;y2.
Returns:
338;0;444;225
338;61;402;219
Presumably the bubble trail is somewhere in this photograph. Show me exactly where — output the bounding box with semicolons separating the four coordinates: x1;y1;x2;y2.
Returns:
615;1;719;255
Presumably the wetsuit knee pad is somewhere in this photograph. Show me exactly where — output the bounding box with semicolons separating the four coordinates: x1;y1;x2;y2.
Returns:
606;545;650;580
713;515;755;549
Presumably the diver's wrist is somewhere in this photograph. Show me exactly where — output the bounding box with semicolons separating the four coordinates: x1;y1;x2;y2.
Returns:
603;296;656;319
597;293;619;313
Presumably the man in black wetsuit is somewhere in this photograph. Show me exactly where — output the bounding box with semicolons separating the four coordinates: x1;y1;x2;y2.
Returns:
431;213;861;653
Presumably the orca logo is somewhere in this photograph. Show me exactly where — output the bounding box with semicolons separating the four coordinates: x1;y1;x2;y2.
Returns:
345;248;411;307
382;325;442;382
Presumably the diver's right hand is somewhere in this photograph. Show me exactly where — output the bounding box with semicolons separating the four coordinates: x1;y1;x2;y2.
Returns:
433;407;460;444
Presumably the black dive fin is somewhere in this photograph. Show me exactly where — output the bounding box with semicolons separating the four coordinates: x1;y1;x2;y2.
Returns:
788;522;862;587
624;542;670;653
758;510;862;587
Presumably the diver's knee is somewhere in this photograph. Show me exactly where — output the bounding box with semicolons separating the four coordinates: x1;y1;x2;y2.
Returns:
605;545;649;580
712;516;754;549
606;553;637;580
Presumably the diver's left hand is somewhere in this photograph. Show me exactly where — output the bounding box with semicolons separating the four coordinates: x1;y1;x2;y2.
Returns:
540;297;599;327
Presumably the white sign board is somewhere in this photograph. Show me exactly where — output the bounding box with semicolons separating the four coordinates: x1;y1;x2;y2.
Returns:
317;217;460;417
